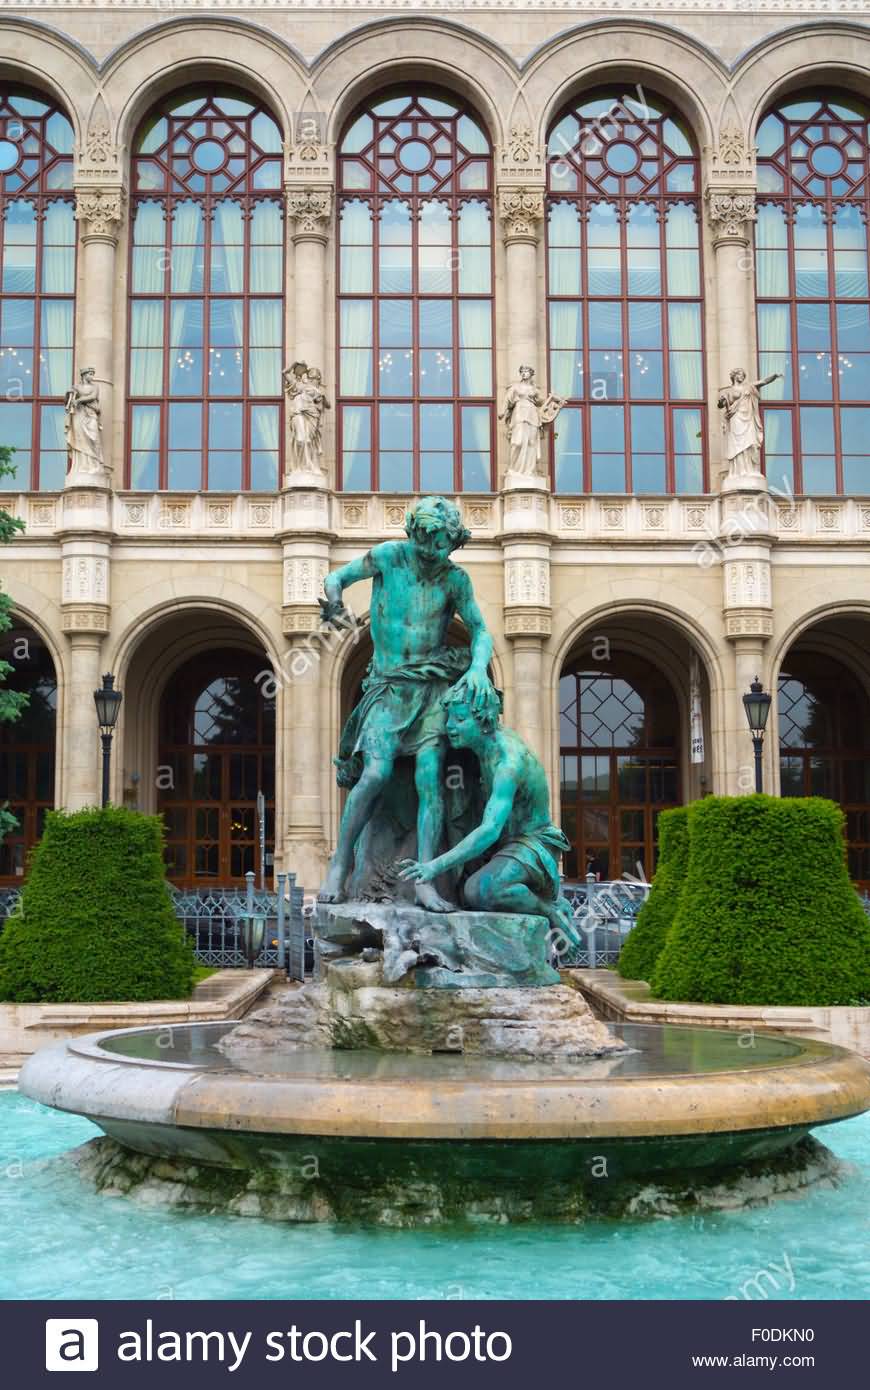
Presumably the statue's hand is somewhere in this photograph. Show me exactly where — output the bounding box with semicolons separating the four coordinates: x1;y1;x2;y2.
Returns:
396;858;437;884
453;666;494;715
319;596;351;629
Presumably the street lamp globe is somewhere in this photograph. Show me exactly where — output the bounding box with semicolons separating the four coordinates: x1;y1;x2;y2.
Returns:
94;673;123;733
742;677;772;735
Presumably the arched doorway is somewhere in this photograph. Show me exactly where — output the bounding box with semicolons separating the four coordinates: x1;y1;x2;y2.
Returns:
157;649;275;886
559;650;682;881
778;646;870;889
0;625;57;884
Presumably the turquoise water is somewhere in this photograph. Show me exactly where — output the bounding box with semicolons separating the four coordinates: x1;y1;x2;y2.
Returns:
1;1091;869;1301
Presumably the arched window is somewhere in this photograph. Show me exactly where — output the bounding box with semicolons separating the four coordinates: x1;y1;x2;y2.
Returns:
756;92;870;496
0;87;74;493
158;649;275;886
559;653;680;880
546;90;705;494
0;626;56;883
127;88;284;492
337;89;494;493
778;653;870;886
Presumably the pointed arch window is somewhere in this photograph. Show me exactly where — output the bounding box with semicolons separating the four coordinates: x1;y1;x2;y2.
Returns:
337;89;495;493
756;92;870;495
0;87;74;493
127;88;285;492
546;90;706;494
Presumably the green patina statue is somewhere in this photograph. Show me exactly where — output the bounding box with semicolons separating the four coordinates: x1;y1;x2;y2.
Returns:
398;685;580;946
318;496;496;909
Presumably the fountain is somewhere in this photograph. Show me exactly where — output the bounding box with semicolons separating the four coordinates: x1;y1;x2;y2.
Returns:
18;497;870;1224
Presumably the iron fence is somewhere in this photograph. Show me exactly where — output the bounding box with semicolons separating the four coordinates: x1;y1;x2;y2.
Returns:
559;877;651;968
172;876;307;975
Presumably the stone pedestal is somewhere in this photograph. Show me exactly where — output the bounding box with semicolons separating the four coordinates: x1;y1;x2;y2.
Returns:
316;900;561;989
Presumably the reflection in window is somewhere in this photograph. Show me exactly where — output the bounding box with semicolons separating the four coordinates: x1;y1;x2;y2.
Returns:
158;649;275;886
756;93;870;496
127;89;284;491
337;90;494;492
559;652;681;880
547;90;705;494
778;651;870;885
0;88;74;493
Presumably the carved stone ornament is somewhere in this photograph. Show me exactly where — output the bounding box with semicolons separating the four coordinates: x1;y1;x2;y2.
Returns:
86;122;113;165
499;189;545;242
706;191;756;240
506;126;534;163
717;123;745;167
74;188;125;239
286;188;333;237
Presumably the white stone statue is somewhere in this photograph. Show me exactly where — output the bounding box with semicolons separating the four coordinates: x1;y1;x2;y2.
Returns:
717;367;782;482
64;367;108;484
499;365;564;486
283;360;330;477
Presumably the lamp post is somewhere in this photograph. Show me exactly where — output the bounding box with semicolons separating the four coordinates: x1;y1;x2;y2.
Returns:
742;676;772;794
93;673;123;808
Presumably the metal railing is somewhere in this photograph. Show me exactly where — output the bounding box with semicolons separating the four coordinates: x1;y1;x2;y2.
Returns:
172;873;307;977
559;876;651;968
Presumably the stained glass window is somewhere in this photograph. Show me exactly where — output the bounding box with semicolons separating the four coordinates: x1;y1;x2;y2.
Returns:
127;89;284;491
337;89;494;492
0;87;74;492
546;90;706;494
756;93;870;495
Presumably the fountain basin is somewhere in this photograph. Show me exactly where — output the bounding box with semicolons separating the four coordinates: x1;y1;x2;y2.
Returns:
19;1021;870;1211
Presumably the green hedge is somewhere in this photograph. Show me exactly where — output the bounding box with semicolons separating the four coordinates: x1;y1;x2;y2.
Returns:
617;806;689;981
0;806;195;1003
651;795;870;1007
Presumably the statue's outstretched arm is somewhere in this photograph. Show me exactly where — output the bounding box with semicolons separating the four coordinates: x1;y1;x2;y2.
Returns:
321;549;378;623
399;768;516;881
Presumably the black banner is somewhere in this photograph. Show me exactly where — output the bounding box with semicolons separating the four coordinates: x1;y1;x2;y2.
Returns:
4;1300;864;1386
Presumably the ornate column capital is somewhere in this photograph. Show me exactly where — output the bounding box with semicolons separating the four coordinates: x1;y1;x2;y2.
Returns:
705;189;757;244
286;186;333;243
498;188;545;245
74;185;126;243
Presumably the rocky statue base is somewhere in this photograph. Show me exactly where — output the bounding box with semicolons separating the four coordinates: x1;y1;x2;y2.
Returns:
222;971;622;1061
316;900;562;988
220;899;625;1061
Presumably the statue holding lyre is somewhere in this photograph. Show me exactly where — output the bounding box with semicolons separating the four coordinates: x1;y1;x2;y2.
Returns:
500;365;565;481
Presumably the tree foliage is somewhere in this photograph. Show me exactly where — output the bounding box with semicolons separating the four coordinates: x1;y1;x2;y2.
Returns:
0;807;196;1003
651;795;870;1007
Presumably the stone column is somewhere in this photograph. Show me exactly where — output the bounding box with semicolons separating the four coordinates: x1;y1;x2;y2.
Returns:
59;527;111;808
501;490;552;768
498;189;544;373
719;488;775;795
73;185;125;476
286;189;332;372
705;191;757;479
278;488;335;888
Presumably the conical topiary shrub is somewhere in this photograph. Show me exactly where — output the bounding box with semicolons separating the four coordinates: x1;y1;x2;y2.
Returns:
617;806;689;981
0;806;195;1002
652;794;870;1007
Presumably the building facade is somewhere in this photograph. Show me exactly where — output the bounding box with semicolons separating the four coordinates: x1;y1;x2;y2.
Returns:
1;2;870;893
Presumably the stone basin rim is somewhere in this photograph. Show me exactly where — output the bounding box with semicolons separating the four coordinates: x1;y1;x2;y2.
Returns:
68;1020;861;1080
19;1022;870;1143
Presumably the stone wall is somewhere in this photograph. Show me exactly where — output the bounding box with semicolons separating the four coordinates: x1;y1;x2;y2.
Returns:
1;4;869;885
